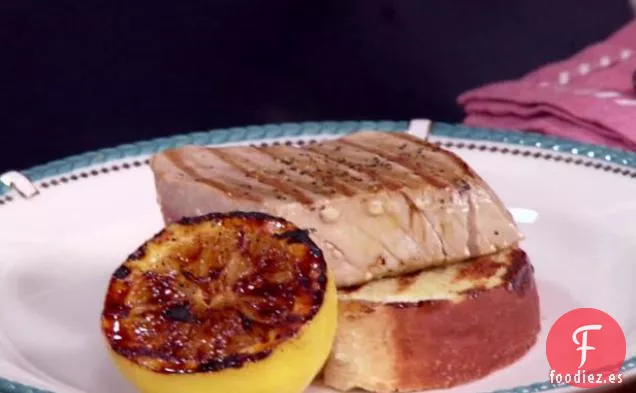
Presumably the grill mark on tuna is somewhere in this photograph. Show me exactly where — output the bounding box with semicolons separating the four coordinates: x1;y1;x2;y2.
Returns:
163;150;262;202
297;148;376;194
304;143;429;260
287;146;381;193
257;147;362;197
338;139;448;189
297;148;427;263
381;132;475;182
307;143;416;190
206;149;316;205
391;132;474;176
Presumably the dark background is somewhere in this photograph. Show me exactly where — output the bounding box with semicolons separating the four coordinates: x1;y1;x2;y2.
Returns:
2;0;633;172
3;2;636;392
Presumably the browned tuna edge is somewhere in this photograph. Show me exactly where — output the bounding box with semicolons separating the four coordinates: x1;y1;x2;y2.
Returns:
101;211;328;375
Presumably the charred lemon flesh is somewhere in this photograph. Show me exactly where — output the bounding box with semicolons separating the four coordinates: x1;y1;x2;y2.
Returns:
101;211;338;393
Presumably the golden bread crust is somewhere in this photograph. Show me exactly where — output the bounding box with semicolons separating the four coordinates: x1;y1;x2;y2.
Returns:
322;248;540;392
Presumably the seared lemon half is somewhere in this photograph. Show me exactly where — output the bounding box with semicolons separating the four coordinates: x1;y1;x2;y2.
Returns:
101;212;337;393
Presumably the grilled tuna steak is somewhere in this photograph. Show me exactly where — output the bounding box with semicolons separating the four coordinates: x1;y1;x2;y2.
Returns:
150;131;523;288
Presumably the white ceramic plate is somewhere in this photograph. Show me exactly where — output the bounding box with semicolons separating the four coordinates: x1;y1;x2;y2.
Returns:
1;121;635;393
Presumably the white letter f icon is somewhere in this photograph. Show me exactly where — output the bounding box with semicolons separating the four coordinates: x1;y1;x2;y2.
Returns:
572;324;603;369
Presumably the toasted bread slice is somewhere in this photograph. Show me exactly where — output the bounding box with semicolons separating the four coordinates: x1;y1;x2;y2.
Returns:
321;247;540;393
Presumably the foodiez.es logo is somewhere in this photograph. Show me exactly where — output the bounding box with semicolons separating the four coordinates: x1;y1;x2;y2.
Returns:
546;308;626;388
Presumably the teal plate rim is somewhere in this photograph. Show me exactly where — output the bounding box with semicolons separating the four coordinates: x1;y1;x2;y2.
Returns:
1;120;635;393
2;120;636;199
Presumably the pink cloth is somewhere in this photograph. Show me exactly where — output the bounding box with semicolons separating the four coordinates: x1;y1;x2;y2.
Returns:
457;21;636;151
